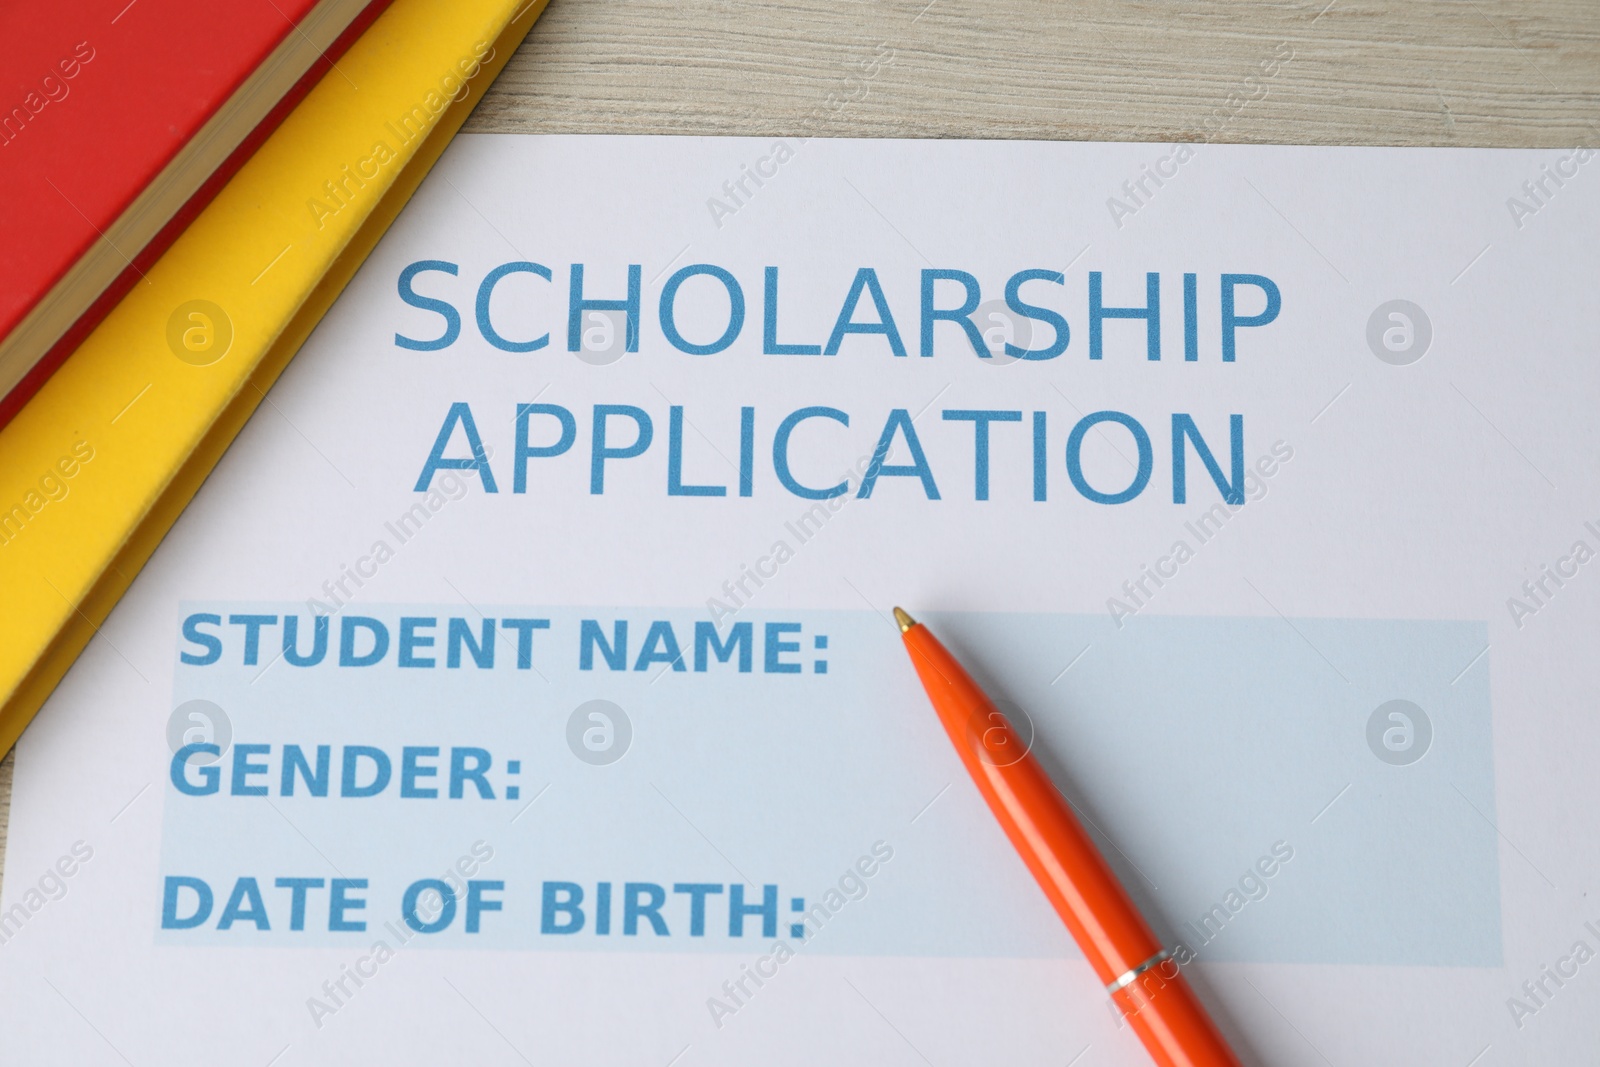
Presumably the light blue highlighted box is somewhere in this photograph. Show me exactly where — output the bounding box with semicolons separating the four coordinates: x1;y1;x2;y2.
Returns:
159;605;1498;966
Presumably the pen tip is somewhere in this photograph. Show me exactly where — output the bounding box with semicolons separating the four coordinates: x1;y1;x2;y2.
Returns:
892;606;916;633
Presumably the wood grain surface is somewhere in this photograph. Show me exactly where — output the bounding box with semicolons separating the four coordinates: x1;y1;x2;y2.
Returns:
472;0;1600;146
2;0;1597;886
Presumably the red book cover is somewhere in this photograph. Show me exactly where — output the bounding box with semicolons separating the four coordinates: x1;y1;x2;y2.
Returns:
0;0;390;426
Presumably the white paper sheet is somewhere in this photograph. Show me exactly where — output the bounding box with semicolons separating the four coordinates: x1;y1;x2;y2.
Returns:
4;134;1599;1065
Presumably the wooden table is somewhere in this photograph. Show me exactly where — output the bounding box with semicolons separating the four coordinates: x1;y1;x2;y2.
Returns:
1;0;1596;884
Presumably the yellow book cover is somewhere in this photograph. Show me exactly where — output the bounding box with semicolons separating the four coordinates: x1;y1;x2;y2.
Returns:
0;0;550;755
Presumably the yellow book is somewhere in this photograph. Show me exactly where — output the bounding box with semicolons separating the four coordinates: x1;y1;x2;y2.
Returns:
0;0;549;756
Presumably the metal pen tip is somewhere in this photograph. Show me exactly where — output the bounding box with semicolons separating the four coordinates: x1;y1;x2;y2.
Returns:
893;606;917;633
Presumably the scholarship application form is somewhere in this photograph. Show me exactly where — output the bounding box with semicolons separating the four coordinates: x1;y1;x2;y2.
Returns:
3;135;1599;1066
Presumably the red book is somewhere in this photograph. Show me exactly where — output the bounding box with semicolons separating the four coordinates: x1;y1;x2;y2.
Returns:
0;0;392;427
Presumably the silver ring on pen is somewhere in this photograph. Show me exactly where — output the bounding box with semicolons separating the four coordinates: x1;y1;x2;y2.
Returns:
1106;948;1176;994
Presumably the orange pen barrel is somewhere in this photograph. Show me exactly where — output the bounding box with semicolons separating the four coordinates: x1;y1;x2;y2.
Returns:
901;618;1241;1067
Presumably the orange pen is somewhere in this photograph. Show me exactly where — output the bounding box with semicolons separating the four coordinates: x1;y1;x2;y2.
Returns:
894;607;1242;1067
